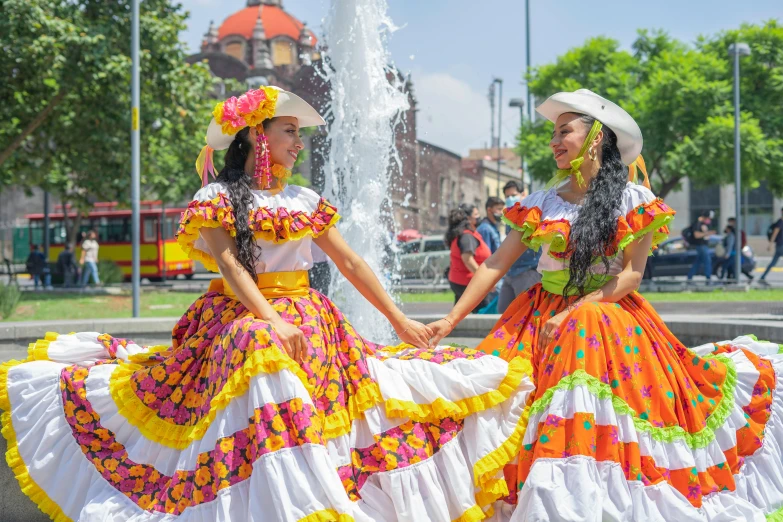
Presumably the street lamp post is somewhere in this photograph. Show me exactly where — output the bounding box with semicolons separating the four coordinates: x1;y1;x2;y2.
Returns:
728;42;751;286
493;78;503;197
130;0;141;316
509;98;526;189
524;0;533;191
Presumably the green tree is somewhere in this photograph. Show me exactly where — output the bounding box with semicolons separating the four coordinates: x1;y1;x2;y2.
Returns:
519;24;783;199
1;0;217;242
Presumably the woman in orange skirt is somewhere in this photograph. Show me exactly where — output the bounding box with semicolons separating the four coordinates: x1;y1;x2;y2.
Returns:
428;89;783;521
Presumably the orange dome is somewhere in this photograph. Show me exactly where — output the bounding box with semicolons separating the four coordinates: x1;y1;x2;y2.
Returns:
217;5;317;45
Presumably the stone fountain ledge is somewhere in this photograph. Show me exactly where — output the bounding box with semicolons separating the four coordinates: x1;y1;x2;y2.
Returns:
0;314;781;347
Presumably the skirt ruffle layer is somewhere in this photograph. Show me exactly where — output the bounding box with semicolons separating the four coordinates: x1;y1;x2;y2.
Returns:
0;290;534;521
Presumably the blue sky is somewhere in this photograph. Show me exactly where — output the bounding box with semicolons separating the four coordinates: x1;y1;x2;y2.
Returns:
180;0;781;155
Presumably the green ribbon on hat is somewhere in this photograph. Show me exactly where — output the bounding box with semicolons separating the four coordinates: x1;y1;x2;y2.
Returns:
545;120;603;190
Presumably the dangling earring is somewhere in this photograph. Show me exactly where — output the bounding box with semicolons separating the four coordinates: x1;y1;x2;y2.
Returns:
253;128;272;189
588;147;597;161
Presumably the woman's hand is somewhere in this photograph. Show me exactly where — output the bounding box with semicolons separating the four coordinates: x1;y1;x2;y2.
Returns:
269;317;307;363
537;310;570;353
426;318;455;348
395;319;434;349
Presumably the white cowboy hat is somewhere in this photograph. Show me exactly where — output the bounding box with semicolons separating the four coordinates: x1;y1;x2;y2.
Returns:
536;88;643;165
205;87;325;151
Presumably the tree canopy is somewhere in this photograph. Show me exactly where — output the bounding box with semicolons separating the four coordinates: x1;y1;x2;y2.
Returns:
519;21;783;199
0;0;217;239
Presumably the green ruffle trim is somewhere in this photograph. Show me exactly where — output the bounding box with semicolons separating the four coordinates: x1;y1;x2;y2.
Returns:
501;215;539;251
528;354;737;449
617;212;675;254
768;505;783;521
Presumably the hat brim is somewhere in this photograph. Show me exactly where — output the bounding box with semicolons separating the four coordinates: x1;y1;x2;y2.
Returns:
206;87;326;151
536;89;643;165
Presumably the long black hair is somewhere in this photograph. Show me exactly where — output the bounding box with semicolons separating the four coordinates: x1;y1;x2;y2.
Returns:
445;204;477;246
215;127;260;276
563;115;628;298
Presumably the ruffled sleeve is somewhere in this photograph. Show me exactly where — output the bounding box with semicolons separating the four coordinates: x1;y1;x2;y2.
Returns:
176;184;341;272
501;190;550;248
176;184;237;272
618;184;676;252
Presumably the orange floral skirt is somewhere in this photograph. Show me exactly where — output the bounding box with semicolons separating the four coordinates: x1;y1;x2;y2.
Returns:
478;283;783;520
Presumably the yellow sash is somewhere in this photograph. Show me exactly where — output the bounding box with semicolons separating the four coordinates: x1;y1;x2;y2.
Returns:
208;271;310;299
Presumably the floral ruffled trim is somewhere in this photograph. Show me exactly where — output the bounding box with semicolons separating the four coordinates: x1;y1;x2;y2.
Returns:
502;199;673;258
0;361;74;521
102;342;530;451
528;354;737;449
502;204;542;246
619;198;675;252
107;341;319;450
177;195;340;272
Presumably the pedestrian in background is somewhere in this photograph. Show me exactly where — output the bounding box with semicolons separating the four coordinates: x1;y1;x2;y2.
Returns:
25;244;46;290
686;210;716;284
80;230;101;286
446;204;491;312
57;244;78;288
760;206;783;285
476;196;504;254
498;180;542;313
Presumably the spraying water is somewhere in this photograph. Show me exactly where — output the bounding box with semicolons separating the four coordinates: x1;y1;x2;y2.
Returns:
321;0;409;343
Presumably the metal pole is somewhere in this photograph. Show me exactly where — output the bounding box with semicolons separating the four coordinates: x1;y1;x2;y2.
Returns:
733;49;742;285
131;0;141;316
496;79;503;197
525;0;532;192
160;202;167;283
43;191;50;287
525;0;531;119
488;83;495;150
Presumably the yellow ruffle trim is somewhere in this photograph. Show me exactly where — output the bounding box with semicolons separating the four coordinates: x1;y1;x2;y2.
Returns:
297;509;354;522
108;339;316;450
1;389;73;520
0;359;24;411
26;332;59;361
452;504;487;522
383;357;531;423
472;403;531;507
108;344;531;450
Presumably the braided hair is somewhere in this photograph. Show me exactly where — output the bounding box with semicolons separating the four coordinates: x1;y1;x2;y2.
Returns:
215;127;260;276
563;115;628;298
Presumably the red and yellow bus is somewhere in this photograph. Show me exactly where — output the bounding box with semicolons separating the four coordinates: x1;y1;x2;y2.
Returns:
25;201;194;281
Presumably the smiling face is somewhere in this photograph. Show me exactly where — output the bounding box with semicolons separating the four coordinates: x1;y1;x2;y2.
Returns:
549;113;603;170
247;116;305;172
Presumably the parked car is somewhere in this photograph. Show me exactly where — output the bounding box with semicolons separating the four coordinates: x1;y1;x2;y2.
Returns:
398;235;449;281
643;235;756;279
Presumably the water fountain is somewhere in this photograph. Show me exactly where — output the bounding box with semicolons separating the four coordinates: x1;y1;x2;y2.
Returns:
321;0;409;343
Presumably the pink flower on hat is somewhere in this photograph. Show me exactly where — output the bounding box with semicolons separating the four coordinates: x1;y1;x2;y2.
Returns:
237;89;266;116
212;96;246;135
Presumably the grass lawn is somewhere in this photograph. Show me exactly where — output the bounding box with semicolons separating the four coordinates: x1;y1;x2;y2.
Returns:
399;288;783;304
7;291;202;322
641;289;783;302
6;287;783;323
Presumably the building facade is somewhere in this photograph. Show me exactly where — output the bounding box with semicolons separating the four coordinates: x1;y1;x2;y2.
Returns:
188;0;474;235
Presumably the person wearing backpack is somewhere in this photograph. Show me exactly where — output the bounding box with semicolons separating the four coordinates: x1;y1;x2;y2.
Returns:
760;207;783;284
686;210;716;283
